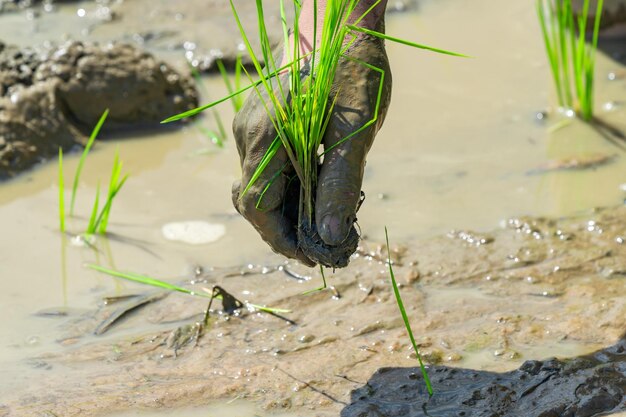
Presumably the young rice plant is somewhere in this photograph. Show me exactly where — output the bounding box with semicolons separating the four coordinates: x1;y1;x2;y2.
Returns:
537;0;604;121
58;110;128;235
163;0;466;235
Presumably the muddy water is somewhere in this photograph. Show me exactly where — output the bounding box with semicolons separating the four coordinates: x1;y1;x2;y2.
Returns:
0;0;625;416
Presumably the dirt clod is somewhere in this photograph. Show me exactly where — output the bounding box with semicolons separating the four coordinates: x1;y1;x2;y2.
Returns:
0;41;198;179
298;221;360;268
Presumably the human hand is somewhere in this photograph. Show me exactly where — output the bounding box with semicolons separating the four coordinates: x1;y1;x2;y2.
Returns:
231;27;392;267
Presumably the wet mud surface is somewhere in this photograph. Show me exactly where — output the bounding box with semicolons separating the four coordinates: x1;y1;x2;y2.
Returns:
1;206;624;416
344;337;625;416
0;40;198;179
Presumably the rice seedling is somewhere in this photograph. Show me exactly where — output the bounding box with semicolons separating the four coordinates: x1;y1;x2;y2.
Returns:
216;55;245;113
87;264;290;315
85;148;128;235
537;0;604;121
58;148;65;233
162;0;465;267
70;109;109;215
189;65;227;147
385;227;433;396
58;109;125;235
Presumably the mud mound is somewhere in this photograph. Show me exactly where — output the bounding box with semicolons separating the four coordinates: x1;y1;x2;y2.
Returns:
0;41;198;179
342;336;626;417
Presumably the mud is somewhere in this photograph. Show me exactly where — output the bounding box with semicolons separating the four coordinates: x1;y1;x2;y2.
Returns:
1;205;624;417
0;40;198;179
343;337;626;416
298;221;360;268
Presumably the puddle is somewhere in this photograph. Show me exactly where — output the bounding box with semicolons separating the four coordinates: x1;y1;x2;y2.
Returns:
0;0;625;416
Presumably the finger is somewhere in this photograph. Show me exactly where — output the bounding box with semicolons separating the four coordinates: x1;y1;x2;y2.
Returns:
316;43;391;246
316;123;373;246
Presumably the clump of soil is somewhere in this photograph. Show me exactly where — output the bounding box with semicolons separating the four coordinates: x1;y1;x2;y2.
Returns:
298;220;360;268
0;40;198;179
344;336;626;416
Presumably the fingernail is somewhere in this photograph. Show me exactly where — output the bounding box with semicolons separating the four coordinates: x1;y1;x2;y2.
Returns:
320;215;345;246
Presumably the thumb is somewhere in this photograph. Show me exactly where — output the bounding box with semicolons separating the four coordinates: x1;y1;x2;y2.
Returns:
315;132;369;246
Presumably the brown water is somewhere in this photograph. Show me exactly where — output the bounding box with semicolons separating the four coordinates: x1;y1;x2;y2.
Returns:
1;0;625;415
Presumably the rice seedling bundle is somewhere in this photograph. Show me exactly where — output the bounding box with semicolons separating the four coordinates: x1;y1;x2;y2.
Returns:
163;0;464;266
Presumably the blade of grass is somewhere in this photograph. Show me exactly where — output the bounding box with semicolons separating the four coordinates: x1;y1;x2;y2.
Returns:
93;148;128;234
96;174;128;234
58;148;65;233
190;65;228;145
346;25;470;58
70;109;109;216
216;57;245;112
385;227;433;397
87;264;291;314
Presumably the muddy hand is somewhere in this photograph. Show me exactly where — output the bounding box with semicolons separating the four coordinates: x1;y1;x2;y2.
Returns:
231;30;391;264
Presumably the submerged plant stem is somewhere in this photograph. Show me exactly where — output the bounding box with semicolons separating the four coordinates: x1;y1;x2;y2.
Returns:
58;148;65;233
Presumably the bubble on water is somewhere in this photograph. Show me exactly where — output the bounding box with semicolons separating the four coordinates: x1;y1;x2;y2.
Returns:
603;101;619;111
76;8;86;17
535;111;547;121
26;336;40;346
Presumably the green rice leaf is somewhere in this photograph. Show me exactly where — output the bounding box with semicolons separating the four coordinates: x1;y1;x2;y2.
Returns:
346;25;470;58
87;264;291;314
385;227;433;397
240;136;282;199
88;264;207;296
70;109;109;216
190;65;228;143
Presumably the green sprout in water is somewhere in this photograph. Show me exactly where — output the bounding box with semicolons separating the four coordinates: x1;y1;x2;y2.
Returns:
537;0;604;121
216;55;245;113
190;65;227;148
385;227;433;397
85;148;129;235
57;109;128;235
